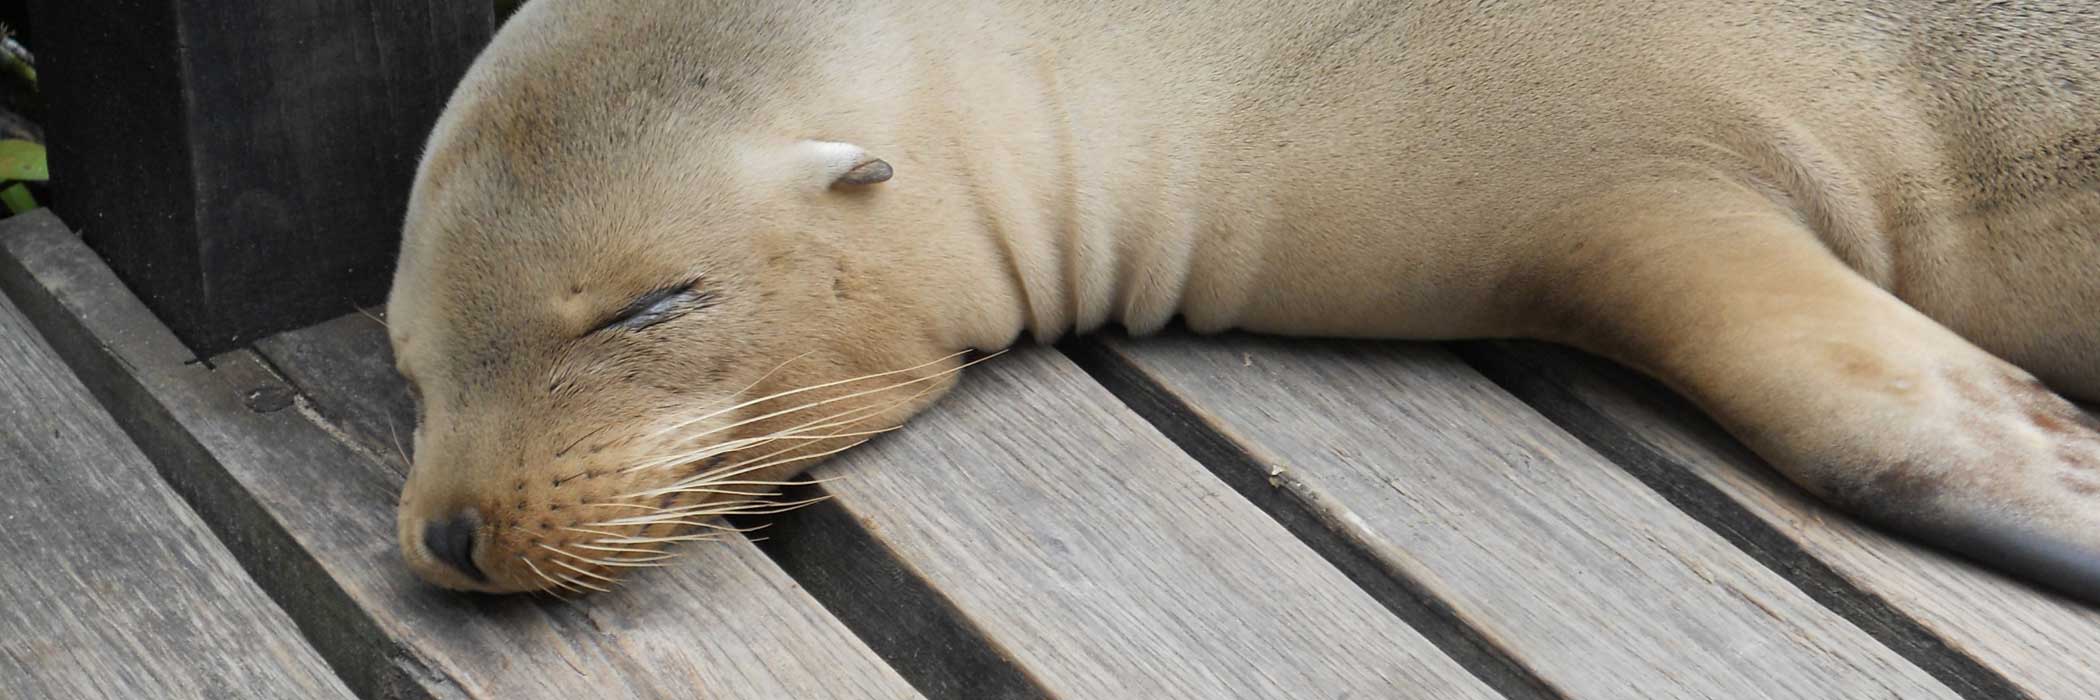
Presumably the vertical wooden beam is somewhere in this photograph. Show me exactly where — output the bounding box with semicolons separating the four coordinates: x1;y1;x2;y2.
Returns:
26;0;491;354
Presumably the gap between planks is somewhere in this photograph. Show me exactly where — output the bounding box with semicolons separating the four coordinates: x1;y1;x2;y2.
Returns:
1064;331;1983;699
1458;340;2100;700
1058;338;1562;700
253;311;1501;699
0;210;922;700
253;311;1032;700
0;212;439;699
0;259;355;699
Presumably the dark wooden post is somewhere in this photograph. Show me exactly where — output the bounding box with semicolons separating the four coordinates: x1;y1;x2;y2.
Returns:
25;1;492;355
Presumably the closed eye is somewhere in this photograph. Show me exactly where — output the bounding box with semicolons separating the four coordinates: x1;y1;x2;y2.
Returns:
594;282;717;334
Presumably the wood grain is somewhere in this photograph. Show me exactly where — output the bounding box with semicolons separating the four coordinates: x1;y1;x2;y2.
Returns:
256;310;418;475
1085;332;1962;699
260;312;1505;699
1465;340;2100;700
787;348;1504;699
0;284;353;698
0;210;921;700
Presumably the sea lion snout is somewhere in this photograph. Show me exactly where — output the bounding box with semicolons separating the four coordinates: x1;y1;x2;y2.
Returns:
395;447;710;594
383;351;947;595
387;344;980;595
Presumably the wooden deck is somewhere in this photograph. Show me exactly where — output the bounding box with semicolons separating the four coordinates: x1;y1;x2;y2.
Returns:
2;205;2096;699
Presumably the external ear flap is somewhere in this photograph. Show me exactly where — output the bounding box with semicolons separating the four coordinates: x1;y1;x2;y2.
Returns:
836;158;893;186
801;140;895;189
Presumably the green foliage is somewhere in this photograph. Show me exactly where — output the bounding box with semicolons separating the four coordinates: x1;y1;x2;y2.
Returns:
0;139;44;181
0;24;29;91
0;183;32;214
0;139;40;214
3;59;28;88
0;23;38;217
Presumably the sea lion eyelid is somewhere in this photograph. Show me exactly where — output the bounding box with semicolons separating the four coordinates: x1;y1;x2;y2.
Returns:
593;282;714;334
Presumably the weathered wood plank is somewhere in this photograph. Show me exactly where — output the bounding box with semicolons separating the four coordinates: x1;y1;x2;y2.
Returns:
259;311;1063;700
0;210;921;700
255;310;418;474
0;283;352;697
1464;340;2100;700
776;349;1508;699
1080;332;1964;699
257;309;1510;699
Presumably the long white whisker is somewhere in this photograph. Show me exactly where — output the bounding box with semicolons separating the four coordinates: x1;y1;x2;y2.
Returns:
661;487;781;499
622;393;896;475
644;350;970;443
686;443;866;487
625;425;854;480
696;496;833;516
619;494;831;522
620;359;962;480
356;306;390;329
584;515;770;531
557;572;611;594
590;502;672;513
592;498;819;525
658;352;994;453
588;532;740;546
383;413;410;467
620;404;897;474
575;542;673;556
688;349;819;414
522;557;582;596
625;439;866;500
541;544;674;568
633;374;951;481
660;479;839;490
622;423;885;475
549;557;622;586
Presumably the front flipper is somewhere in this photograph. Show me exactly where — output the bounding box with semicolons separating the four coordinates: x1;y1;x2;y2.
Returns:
1530;176;2100;604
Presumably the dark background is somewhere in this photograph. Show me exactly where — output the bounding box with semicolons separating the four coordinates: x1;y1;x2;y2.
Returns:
19;1;501;356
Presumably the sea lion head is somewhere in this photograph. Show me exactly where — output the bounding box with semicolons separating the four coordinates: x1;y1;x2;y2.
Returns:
384;3;1001;594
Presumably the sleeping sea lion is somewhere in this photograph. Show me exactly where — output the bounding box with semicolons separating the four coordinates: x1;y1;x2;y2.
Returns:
385;0;2100;602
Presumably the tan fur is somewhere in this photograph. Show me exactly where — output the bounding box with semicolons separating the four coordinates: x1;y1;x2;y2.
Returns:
388;0;2100;599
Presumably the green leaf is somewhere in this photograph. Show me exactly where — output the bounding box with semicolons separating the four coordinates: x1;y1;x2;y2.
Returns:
0;139;44;182
3;57;30;89
0;182;35;214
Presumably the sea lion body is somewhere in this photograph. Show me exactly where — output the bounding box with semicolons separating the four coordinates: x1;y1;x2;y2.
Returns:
387;0;2100;601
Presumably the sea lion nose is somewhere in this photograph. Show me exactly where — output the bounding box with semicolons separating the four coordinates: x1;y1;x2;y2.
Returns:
423;511;487;582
